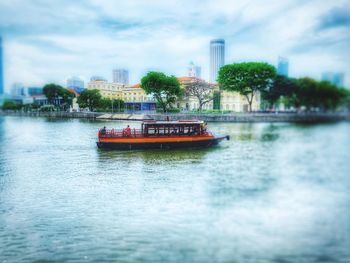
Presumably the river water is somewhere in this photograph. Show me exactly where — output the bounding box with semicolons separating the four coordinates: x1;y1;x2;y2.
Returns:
0;116;350;263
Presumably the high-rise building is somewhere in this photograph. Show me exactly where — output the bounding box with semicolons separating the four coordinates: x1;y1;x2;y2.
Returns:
188;61;201;78
0;37;4;95
113;69;129;85
322;72;345;87
210;39;225;83
10;83;26;96
277;56;289;77
67;76;85;94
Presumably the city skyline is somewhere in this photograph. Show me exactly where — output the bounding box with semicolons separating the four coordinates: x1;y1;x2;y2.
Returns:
0;0;349;90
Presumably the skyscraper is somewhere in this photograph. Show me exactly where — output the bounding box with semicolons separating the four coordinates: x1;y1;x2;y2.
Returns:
10;83;26;96
210;39;225;83
188;61;201;78
0;37;4;95
277;56;289;77
113;69;129;85
322;72;345;87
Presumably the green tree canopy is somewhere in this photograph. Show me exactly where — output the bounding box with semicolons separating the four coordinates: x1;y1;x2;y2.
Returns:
141;72;181;112
264;77;350;111
262;75;297;108
60;88;75;109
43;84;63;105
1;100;22;110
43;83;75;110
77;89;102;111
218;62;276;112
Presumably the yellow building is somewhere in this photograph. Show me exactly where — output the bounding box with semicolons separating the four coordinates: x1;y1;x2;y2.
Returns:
87;80;124;99
87;80;151;101
87;77;260;112
87;80;156;111
219;90;260;112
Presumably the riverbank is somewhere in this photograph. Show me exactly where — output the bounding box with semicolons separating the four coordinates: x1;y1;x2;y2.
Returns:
2;110;350;123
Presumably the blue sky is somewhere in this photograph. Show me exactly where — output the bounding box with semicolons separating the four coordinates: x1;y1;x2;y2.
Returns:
0;0;349;90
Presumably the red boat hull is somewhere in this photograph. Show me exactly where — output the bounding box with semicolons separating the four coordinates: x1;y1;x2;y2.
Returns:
96;136;228;150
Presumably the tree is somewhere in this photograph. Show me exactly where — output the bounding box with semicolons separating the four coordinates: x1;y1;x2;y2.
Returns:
1;100;22;110
281;78;349;111
218;62;276;112
43;84;63;105
141;72;181;113
112;99;125;112
43;83;75;110
60;89;75;110
262;75;297;108
295;77;319;110
77;89;102;111
184;78;214;111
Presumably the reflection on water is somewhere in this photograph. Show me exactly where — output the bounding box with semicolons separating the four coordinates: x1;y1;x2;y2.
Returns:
1;116;350;263
97;147;210;163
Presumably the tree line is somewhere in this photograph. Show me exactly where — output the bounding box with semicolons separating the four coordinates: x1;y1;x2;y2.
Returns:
77;89;125;112
218;62;350;112
1;84;125;112
261;75;349;111
2;65;349;113
141;64;349;113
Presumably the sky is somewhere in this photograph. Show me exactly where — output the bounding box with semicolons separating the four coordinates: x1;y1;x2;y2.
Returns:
0;0;350;91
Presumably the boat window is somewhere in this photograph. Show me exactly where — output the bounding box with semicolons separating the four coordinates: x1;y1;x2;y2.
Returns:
143;123;202;136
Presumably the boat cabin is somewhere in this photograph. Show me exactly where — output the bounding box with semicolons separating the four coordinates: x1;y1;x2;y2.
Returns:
142;120;206;137
99;120;209;138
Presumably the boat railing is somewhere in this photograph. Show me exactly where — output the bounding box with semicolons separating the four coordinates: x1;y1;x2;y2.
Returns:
99;128;144;138
99;128;213;138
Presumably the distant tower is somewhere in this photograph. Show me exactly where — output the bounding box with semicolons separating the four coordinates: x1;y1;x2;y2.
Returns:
10;83;26;96
322;72;345;87
113;69;129;85
277;56;289;77
67;76;85;94
0;37;4;95
188;61;201;78
210;39;225;83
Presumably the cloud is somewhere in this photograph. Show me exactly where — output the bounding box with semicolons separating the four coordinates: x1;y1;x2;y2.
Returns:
317;3;350;31
0;0;350;90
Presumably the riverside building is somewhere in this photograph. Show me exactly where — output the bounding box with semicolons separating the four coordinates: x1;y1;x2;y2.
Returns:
88;77;261;112
87;80;156;111
176;77;260;112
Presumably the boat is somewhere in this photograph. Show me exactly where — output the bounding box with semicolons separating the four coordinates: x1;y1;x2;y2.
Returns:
96;120;229;150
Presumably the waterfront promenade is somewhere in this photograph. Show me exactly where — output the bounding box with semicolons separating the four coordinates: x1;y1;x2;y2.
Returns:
1;110;350;123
